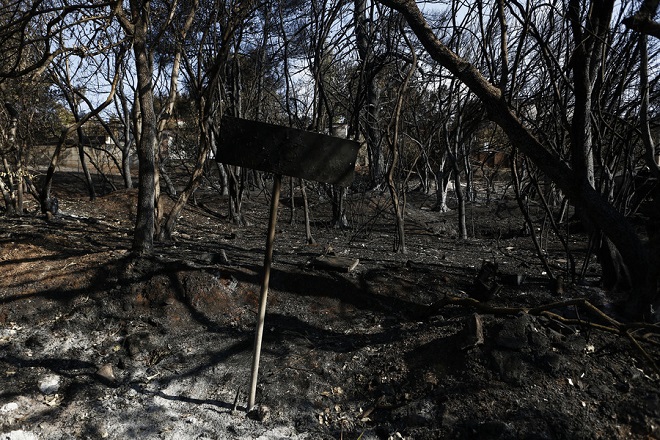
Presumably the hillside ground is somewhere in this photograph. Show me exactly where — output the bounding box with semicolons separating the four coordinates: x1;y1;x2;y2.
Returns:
0;171;658;439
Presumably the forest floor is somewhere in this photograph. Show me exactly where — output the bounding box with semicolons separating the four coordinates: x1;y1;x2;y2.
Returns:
0;171;659;440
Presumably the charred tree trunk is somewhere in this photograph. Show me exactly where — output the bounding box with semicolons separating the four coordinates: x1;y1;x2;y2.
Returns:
433;151;451;212
385;23;416;253
0;168;12;214
216;163;229;196
444;119;467;239
75;126;96;201
15;151;24;215
120;86;134;189
289;176;296;225
355;0;385;187
300;179;315;244
2;102;19;215
331;185;348;229
449;151;467;240
228;165;249;226
40;134;66;217
129;0;157;254
512;152;553;278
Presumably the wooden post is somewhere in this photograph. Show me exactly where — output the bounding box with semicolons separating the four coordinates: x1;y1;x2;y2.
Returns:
248;174;282;411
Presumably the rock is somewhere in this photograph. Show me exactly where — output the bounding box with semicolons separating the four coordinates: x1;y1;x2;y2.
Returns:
0;431;38;440
528;327;550;352
391;399;437;427
558;335;587;353
0;402;19;413
470;261;501;301
497;313;533;350
491;350;528;384
587;384;612;399
96;363;117;384
38;375;60;395
125;332;151;358
460;313;484;349
540;352;564;375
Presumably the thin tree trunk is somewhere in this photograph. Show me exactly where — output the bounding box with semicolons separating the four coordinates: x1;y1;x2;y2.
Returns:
289;176;295;225
0;165;15;215
462;147;474;202
216;162;229;196
512;151;553;278
300;179;315;244
120;86;134;189
2;102;19;215
445;119;467;239
159;161;176;196
154;0;197;232
159;120;221;239
433;151;451;212
16;155;23;215
355;0;384;187
450;155;467;240
76;127;96;201
385;23;416;253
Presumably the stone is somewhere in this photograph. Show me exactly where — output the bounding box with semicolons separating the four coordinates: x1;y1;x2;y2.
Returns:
391;399;437;427
460;313;485;349
38;375;60;395
1;402;19;413
0;431;38;440
96;364;117;384
491;350;528;384
497;313;533;350
125;332;151;358
470;260;501;301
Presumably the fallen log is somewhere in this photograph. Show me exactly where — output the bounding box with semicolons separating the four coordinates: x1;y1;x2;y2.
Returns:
311;255;360;273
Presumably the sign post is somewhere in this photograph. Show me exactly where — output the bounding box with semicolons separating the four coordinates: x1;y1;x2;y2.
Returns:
216;116;360;411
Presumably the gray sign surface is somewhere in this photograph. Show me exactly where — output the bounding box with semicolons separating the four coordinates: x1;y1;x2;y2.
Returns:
216;116;360;186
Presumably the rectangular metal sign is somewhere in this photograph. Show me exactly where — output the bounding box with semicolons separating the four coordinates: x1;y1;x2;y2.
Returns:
216;116;360;187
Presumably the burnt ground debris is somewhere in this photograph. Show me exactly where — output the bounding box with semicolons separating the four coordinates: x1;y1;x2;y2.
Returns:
0;172;659;439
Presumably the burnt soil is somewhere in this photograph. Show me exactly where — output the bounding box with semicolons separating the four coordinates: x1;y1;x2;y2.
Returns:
1;172;659;440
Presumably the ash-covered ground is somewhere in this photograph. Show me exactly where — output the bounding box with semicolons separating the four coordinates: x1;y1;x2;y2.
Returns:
1;173;658;439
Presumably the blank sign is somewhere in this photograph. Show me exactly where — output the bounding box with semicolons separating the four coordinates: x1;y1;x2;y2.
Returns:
216;116;360;187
